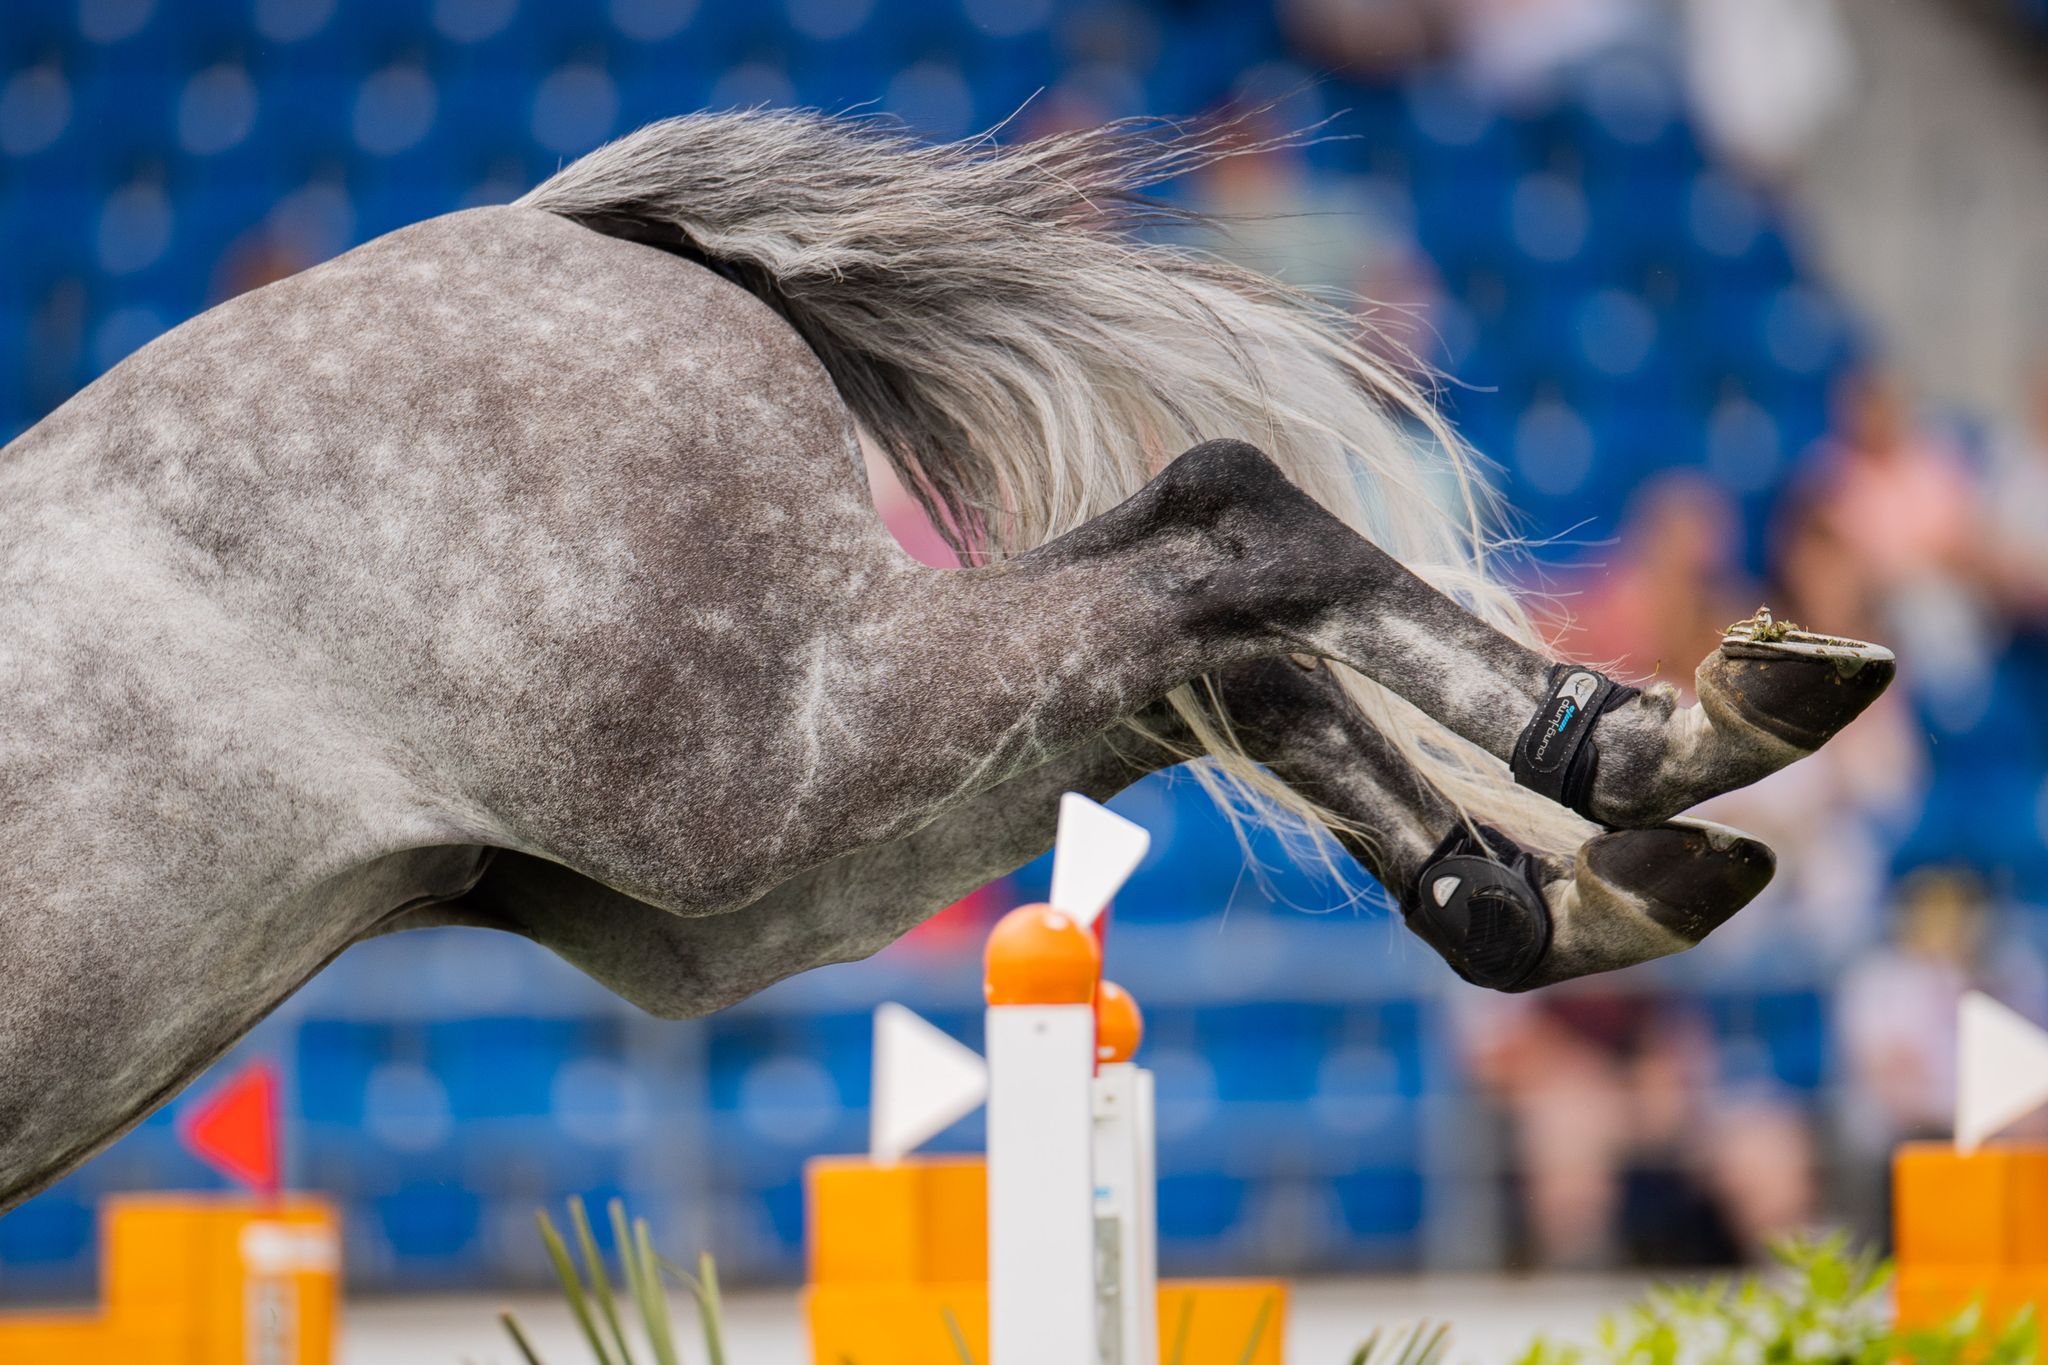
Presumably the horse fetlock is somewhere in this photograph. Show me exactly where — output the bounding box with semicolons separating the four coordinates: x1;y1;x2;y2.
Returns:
1623;633;1893;823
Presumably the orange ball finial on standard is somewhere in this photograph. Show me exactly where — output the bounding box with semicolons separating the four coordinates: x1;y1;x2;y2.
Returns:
983;903;1101;1006
1095;981;1143;1064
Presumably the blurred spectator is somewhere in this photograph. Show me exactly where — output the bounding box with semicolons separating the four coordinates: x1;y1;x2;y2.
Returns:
1281;0;1649;97
1798;368;2003;707
1699;1092;1820;1260
1682;0;1854;180
1448;0;1640;103
1462;989;1813;1268
1984;353;2048;625
1805;370;1978;595
1546;471;1755;690
1768;485;1882;643
1279;0;1447;79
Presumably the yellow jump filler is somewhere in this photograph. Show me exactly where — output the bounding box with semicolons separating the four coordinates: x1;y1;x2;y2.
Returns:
804;793;1286;1365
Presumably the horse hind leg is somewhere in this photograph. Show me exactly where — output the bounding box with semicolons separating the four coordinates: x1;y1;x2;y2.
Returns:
1055;439;1893;831
1215;657;1776;990
482;436;1877;947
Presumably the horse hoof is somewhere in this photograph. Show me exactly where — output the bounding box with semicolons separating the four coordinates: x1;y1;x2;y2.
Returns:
1578;817;1776;944
1569;618;1894;828
1404;818;1774;991
1512;818;1776;990
1696;626;1896;756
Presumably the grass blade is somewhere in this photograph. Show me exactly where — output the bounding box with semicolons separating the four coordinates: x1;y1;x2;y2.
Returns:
607;1202;662;1365
1166;1293;1195;1365
1234;1292;1276;1365
570;1197;636;1365
695;1250;728;1365
634;1216;684;1365
941;1304;981;1365
1403;1323;1450;1365
501;1311;548;1365
537;1210;616;1365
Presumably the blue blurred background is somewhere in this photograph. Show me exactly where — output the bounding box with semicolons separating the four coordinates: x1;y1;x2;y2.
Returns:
5;0;2048;1299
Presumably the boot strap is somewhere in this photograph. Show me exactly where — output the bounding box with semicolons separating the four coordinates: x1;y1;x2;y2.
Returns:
1511;664;1638;819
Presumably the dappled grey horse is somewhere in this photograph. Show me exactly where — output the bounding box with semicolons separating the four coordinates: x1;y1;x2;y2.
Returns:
0;111;1893;1209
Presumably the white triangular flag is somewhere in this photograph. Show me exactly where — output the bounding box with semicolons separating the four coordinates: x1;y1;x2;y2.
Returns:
1047;792;1150;929
869;1003;989;1163
1956;990;2048;1152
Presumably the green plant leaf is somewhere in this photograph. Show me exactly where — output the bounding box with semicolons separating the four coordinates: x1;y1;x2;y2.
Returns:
570;1196;635;1365
537;1209;617;1365
633;1215;683;1365
1234;1292;1276;1365
940;1304;980;1365
607;1202;661;1365
1345;1322;1450;1365
502;1310;549;1365
694;1250;727;1365
1508;1234;2043;1365
1165;1294;1195;1365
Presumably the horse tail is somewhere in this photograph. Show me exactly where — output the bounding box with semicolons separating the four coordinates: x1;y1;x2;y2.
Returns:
518;109;1586;874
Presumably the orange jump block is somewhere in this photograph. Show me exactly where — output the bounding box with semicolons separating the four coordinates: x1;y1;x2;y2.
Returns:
805;1277;1288;1365
803;1155;1285;1365
808;1154;989;1287
0;1194;340;1365
1893;1142;2048;1330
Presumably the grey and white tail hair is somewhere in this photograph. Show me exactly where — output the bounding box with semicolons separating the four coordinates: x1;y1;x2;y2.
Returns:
520;108;1588;874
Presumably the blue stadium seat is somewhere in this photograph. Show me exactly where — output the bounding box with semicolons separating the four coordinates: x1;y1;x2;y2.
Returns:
296;1019;396;1125
1332;1167;1425;1250
374;1182;483;1264
0;1189;94;1271
429;1017;589;1121
1199;1003;1338;1104
1710;991;1829;1091
1157;1171;1249;1244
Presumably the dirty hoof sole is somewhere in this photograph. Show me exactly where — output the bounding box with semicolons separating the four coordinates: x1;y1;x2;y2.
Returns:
1702;631;1896;753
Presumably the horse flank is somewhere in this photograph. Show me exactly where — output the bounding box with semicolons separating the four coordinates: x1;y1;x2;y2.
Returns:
518;108;1590;865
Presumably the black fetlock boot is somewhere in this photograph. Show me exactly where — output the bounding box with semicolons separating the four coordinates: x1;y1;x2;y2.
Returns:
1402;823;1552;992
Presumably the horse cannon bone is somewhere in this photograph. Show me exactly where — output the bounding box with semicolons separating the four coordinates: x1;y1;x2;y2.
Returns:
803;794;1285;1365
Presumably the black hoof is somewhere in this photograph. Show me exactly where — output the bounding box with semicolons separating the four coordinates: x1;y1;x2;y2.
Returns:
1581;818;1777;945
1698;630;1896;754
